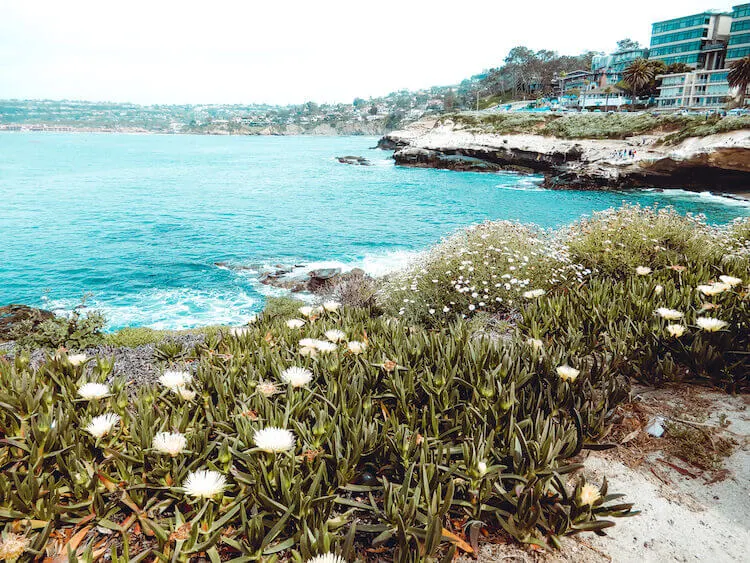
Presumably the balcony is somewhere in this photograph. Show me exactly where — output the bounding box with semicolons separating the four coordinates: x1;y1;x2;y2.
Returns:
701;41;726;52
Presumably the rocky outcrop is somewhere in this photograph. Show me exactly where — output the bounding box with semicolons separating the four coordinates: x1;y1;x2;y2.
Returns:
0;304;54;342
382;118;750;192
259;267;368;294
337;155;372;166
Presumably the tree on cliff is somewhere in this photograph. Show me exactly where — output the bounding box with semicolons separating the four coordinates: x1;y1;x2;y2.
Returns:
728;56;750;107
481;47;596;100
616;38;641;51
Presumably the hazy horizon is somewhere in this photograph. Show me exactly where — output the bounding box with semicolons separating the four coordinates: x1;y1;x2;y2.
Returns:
0;0;730;106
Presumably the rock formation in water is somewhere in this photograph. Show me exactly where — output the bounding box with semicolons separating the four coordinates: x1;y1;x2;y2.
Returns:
379;117;750;192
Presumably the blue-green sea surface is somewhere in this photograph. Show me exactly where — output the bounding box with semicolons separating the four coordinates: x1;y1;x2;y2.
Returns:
1;132;748;329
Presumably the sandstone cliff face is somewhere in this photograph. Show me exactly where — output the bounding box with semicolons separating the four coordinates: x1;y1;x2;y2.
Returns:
381;118;750;192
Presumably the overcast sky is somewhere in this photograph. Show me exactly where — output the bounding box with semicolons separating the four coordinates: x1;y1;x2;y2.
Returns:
0;0;730;105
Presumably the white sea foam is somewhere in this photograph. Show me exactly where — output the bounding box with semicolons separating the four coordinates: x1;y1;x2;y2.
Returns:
642;189;750;208
47;288;259;331
231;249;421;284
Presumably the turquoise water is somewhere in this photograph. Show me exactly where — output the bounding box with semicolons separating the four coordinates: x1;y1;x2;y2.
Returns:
1;132;748;330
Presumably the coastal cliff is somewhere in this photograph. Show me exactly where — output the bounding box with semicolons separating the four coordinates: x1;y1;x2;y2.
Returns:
380;115;750;192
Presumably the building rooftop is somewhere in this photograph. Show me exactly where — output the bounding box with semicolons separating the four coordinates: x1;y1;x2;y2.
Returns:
652;10;730;27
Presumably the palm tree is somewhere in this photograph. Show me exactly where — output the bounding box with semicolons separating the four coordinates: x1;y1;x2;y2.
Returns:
728;56;750;107
623;59;656;105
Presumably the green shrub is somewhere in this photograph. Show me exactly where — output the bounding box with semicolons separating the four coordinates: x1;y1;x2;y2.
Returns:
662;115;750;145
382;205;748;389
563;204;724;280
331;272;381;310
380;220;583;326
105;326;167;347
12;308;106;350
263;296;307;318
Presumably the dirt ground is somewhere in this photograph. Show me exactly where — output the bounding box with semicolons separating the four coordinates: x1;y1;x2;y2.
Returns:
460;386;750;563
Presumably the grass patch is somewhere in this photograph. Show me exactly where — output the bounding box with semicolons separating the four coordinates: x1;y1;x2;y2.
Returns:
442;112;750;142
262;296;307;319
104;325;224;348
665;423;736;471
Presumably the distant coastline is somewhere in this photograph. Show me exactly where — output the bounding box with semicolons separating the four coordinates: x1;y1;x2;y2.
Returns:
0;124;389;136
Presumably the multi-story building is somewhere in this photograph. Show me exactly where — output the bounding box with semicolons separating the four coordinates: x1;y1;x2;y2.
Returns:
649;11;732;69
552;70;595;97
651;6;750;110
654;68;731;109
591;47;650;87
727;3;750;63
728;3;750;105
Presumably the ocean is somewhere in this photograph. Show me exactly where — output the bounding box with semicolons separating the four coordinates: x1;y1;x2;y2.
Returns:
1;132;747;330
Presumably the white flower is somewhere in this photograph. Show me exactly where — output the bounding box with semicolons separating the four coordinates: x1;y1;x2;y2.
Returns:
78;382;110;400
579;483;601;506
477;461;488;477
85;413;120;438
314;340;338;353
526;338;544;352
654;285;664;295
556;365;580;382
175;387;196;401
229;326;251;337
325;329;346;342
347;341;367;354
299;338;319;348
323;301;341;312
257;380;279;396
695;317;728;332
719;275;742;287
281;366;313;387
666;324;686;337
306;554;347;563
522;289;546;299
0;533;29;561
697;283;729;296
655;307;684;321
183;470;227;499
254;427;296;453
286;319;306;329
67;353;88;366
635;266;652;275
152;432;188;456
299;306;314;317
159;370;192;391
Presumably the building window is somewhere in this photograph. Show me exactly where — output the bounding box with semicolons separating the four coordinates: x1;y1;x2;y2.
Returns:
728;33;750;45
652;14;710;35
727;46;750;59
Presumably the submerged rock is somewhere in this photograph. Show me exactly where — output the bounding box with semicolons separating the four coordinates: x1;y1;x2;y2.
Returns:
337;155;372;166
258;266;369;295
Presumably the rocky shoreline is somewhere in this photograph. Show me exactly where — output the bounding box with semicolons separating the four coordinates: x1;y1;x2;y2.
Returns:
379;117;750;192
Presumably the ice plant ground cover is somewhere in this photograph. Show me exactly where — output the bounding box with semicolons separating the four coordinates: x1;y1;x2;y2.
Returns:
1;311;635;561
0;205;748;561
